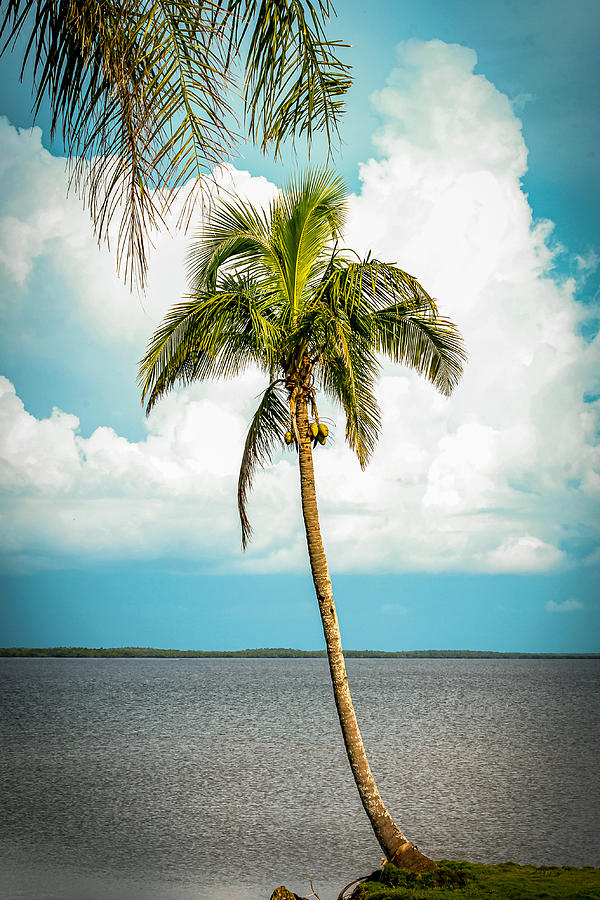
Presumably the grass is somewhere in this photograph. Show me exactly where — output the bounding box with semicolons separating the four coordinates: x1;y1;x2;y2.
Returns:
350;860;600;899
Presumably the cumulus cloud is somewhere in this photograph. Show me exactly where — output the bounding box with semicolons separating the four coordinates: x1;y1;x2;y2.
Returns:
0;40;599;574
338;39;599;574
0;375;299;571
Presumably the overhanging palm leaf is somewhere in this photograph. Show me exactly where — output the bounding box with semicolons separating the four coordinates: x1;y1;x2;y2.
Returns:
140;169;467;872
228;0;351;154
1;1;351;288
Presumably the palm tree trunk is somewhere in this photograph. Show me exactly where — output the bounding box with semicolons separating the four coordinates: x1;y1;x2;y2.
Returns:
295;395;436;873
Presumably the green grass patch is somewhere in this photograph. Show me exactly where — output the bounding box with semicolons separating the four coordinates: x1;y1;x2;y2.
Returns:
351;860;600;899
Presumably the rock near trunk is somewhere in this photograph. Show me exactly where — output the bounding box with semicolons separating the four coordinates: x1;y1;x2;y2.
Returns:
269;887;308;900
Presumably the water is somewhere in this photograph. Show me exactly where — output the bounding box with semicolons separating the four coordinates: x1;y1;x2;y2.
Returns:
0;657;598;900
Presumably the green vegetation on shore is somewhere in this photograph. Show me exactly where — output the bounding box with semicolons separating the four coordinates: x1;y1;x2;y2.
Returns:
1;647;598;659
350;861;600;899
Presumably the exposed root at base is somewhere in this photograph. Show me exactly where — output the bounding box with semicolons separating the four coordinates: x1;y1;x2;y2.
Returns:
336;875;370;900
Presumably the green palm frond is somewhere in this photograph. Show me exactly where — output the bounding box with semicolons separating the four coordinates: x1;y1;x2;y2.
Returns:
139;278;282;413
316;313;381;467
238;379;290;548
318;259;437;318
2;1;235;287
186;196;274;293
282;167;347;240
318;259;466;395
372;305;466;396
1;1;351;288
272;168;348;316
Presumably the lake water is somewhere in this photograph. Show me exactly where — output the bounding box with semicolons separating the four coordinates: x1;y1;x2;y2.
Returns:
0;657;598;900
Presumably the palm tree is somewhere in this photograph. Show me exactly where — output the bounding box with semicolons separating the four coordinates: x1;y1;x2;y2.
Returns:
139;168;466;872
0;1;350;287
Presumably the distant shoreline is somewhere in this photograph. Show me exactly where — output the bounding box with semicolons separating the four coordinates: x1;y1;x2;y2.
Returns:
1;647;599;659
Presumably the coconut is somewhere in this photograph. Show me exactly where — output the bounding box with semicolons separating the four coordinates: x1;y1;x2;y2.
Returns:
284;431;293;445
317;433;326;445
318;423;328;438
309;422;319;438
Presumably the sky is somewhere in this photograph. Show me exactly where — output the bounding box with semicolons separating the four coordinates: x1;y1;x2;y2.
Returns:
0;1;598;652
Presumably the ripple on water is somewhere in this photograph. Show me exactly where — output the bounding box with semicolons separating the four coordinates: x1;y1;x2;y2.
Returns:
1;657;598;900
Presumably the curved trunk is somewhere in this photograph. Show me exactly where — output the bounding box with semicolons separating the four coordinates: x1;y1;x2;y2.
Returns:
295;395;436;873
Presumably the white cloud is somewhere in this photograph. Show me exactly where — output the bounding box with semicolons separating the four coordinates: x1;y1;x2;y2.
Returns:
0;374;299;571
574;249;599;277
0;41;599;574
545;598;584;614
486;536;565;573
0;118;279;347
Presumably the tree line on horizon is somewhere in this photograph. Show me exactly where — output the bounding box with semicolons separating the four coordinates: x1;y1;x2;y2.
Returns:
1;647;597;659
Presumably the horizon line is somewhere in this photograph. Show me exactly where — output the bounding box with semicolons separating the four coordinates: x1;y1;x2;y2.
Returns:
1;646;599;658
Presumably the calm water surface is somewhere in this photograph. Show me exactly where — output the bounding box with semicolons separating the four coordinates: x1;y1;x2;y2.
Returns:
1;658;598;900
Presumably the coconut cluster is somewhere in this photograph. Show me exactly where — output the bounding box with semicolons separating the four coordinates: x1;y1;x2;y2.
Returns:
283;422;328;447
315;422;328;445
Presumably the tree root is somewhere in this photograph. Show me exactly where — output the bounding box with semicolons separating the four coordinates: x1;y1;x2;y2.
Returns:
336;875;369;899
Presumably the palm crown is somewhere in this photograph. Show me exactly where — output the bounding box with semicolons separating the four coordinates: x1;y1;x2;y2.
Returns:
139;168;466;547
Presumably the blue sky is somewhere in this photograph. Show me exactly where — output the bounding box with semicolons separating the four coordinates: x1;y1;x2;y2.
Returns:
0;1;598;651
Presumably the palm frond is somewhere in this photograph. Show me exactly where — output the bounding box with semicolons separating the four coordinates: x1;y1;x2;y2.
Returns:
227;0;352;157
2;1;236;287
1;1;352;288
313;303;381;466
282;167;348;239
318;259;437;318
272;168;348;317
371;305;466;396
186;196;273;292
139;279;282;413
238;379;290;548
320;352;381;468
318;259;466;396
